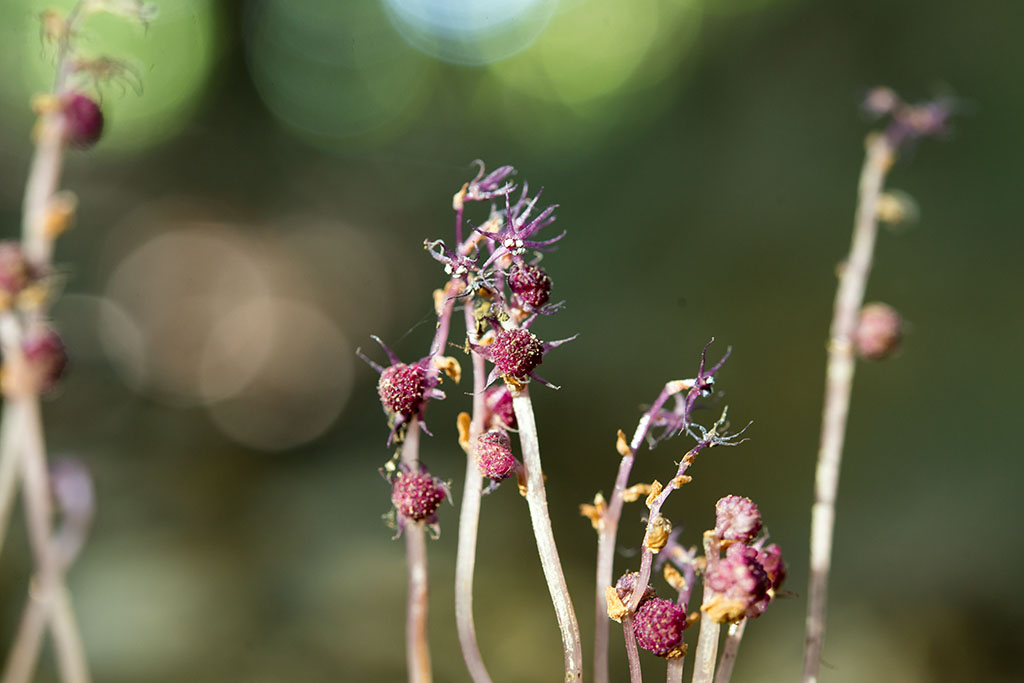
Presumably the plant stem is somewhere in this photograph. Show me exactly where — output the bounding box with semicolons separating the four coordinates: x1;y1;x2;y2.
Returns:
802;134;894;683
454;304;492;683
666;554;697;683
0;400;23;560
512;387;583;682
691;534;721;683
667;657;685;683
400;421;432;683
712;619;746;683
595;381;689;683
622;613;643;683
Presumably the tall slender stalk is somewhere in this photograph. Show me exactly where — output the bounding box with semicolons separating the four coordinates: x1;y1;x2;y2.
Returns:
802;135;894;683
454;304;492;683
691;534;721;683
512;387;583;682
400;421;432;683
711;619;746;683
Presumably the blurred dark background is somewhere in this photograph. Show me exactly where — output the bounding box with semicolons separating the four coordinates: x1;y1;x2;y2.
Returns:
0;0;1021;681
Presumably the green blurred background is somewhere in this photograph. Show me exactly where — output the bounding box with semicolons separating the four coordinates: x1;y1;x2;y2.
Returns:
0;0;1021;681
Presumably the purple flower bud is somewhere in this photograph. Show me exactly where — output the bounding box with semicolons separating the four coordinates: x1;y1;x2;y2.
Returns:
490;328;544;381
615;571;656;607
0;242;32;298
391;469;447;522
23;327;68;394
377;363;426;416
756;543;786;592
704;544;771;623
484;385;516;429
62;93;104;149
714;495;762;543
474;430;515;481
508;263;552;309
633;597;688;658
855;302;903;361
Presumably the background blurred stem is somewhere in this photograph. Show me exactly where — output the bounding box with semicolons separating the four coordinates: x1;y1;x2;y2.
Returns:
712;619;746;683
802;134;894;683
0;401;23;560
512;387;582;682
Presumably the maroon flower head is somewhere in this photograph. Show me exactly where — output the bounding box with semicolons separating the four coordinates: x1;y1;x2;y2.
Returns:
855;302;903;361
0;242;32;298
378;363;426;417
62;93;104;149
484;385;516;429
475;430;516;481
508;262;552;309
715;495;762;543
490;328;544;381
633;597;688;658
23;327;68;394
615;571;656;608
704;543;771;623
391;469;447;523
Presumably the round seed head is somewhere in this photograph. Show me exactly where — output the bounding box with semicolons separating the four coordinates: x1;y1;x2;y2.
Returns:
484;385;516;429
391;470;446;522
633;597;688;658
62;93;104;149
615;571;656;608
377;363;425;416
855;302;903;361
508;263;552;309
475;430;515;480
705;544;771;622
715;495;762;543
490;328;543;381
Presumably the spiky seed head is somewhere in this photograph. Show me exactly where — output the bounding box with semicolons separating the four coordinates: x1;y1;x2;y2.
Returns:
475;430;515;480
377;363;425;416
391;470;446;522
490;328;543;381
714;495;762;543
633;597;688;658
508;263;552;309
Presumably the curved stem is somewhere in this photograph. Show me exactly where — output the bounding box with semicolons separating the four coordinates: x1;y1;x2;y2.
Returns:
712;619;746;683
400;422;431;683
802;135;894;683
454;304;492;682
512;387;582;682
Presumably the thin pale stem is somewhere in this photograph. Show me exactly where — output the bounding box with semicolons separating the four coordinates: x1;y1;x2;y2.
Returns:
802;135;894;683
595;381;690;683
400;422;431;683
512;388;583;682
667;658;685;683
454;304;492;683
622;613;643;683
691;535;721;683
666;558;696;683
0;400;23;560
711;619;746;683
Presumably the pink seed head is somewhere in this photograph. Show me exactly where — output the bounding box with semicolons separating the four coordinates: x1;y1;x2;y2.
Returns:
615;571;656;607
484;385;516;429
377;363;425;416
756;543;786;592
715;495;762;543
0;242;32;297
705;544;771;620
391;470;446;522
508;263;552;309
23;328;68;394
855;302;903;361
490;328;543;381
62;94;104;149
474;430;515;480
633;597;688;658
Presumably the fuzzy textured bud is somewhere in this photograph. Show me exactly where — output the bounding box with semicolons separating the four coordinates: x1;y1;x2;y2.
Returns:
615;571;656;608
391;470;446;522
714;495;762;543
0;242;32;299
633;597;688;658
490;328;543;380
484;384;516;429
508;263;552;309
475;430;515;481
62;94;104;148
23;328;68;394
378;363;425;416
704;544;771;623
855;302;903;361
